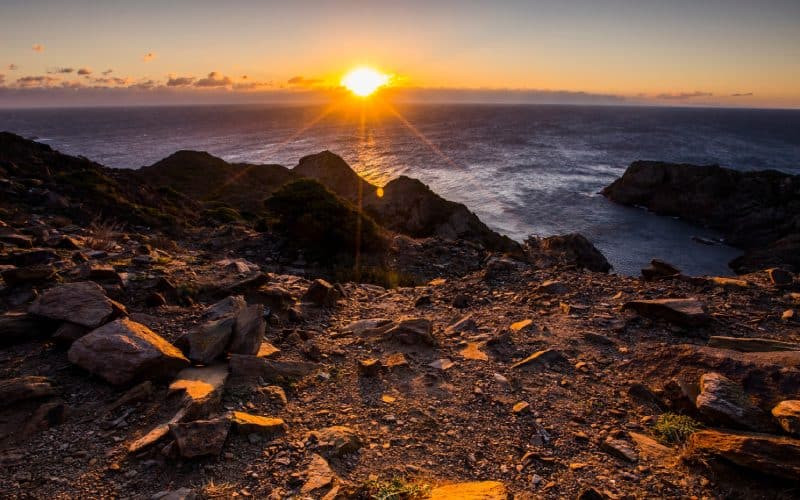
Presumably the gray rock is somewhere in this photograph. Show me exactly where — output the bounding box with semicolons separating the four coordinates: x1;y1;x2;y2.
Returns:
623;298;711;327
170;417;231;458
29;281;123;328
68;318;189;385
187;317;235;364
695;372;774;431
203;295;246;321
229;304;265;355
306;426;362;458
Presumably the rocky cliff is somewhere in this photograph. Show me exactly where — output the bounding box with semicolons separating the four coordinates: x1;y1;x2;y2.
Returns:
603;160;800;273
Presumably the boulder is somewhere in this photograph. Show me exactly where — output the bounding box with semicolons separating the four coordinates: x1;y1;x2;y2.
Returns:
641;259;681;281
382;318;436;346
203;295;245;321
229;412;287;436
0;312;54;346
772;400;800;436
695;372;774;432
187;316;235;364
0;233;34;248
302;279;340;307
768;268;794;286
429;481;507;500
52;322;90;343
0;376;57;407
68;318;189;385
306;426;362;458
29;281;123;328
169;417;231;458
688;430;800;480
623;298;711;327
229;304;265;355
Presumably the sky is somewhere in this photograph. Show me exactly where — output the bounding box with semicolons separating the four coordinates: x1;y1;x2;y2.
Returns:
1;0;799;108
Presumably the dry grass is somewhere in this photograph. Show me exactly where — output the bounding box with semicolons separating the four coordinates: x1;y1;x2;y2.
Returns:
85;218;124;251
200;479;238;499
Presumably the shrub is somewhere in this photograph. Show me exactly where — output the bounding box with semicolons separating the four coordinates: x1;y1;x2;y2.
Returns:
264;179;387;265
202;206;242;223
653;412;702;444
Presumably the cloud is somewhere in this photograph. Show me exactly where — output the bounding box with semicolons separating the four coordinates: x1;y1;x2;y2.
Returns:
142;52;156;62
128;79;157;90
77;68;92;76
7;64;18;71
61;81;85;90
287;76;323;87
16;75;59;87
194;71;232;88
32;44;45;53
102;69;113;75
0;74;4;85
167;76;195;87
49;67;75;74
730;92;753;97
233;80;273;91
91;76;131;87
655;91;713;100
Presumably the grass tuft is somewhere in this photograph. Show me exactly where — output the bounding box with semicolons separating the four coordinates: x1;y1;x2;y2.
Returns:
363;477;430;500
653;412;702;444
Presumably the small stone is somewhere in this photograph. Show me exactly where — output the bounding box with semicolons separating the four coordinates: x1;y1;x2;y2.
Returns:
511;349;567;370
510;319;534;332
772;400;800;436
358;358;382;377
601;437;638;462
429;358;454;370
306;426;362;458
170;417;231;458
512;402;530;414
230;412;287;436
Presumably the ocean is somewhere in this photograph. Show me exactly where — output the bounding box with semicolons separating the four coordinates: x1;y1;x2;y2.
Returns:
2;103;800;276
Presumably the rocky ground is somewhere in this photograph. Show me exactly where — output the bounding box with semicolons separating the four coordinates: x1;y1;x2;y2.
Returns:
2;134;800;499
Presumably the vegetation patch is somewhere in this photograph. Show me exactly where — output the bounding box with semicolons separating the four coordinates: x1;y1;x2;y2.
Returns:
653;412;702;444
362;477;430;500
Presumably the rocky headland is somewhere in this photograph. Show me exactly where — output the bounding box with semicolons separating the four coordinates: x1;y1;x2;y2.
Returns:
2;132;800;499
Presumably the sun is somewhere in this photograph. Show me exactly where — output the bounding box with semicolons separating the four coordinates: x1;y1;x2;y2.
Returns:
341;67;389;97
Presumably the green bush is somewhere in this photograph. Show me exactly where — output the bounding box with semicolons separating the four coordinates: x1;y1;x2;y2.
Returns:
264;179;387;265
362;477;430;500
653;412;702;444
202;206;242;223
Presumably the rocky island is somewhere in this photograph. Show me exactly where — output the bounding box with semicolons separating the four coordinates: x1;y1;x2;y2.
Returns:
2;131;800;499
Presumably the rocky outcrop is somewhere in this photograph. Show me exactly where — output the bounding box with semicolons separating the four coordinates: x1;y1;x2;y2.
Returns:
524;233;611;272
688;430;800;480
364;176;521;254
603;161;800;273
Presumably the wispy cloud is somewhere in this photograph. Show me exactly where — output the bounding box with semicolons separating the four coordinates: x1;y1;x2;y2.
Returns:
730;92;754;97
7;64;18;71
16;75;59;87
0;75;4;85
91;76;131;86
287;75;323;87
655;91;713;100
77;68;92;76
194;71;232;88
102;69;113;76
48;67;75;74
142;52;156;62
167;76;195;87
32;44;45;53
233;80;273;90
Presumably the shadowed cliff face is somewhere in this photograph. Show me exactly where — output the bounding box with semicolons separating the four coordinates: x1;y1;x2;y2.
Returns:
603;161;800;273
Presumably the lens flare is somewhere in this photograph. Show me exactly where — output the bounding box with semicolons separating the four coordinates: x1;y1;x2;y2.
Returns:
341;67;389;97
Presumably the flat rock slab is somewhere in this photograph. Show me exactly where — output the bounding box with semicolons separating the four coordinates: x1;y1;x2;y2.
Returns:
168;364;228;418
459;342;489;361
301;454;336;495
429;481;507;500
629;432;675;462
29;281;122;328
68;318;189;385
170;417;231;458
511;349;567;370
708;336;800;353
0;376;57;407
695;372;774;432
229;354;316;382
187;316;235;364
623;298;711;327
688;430;800;480
256;341;280;358
601;437;638;462
772;400;800;436
341;318;393;337
229;304;265;355
229;411;287;436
